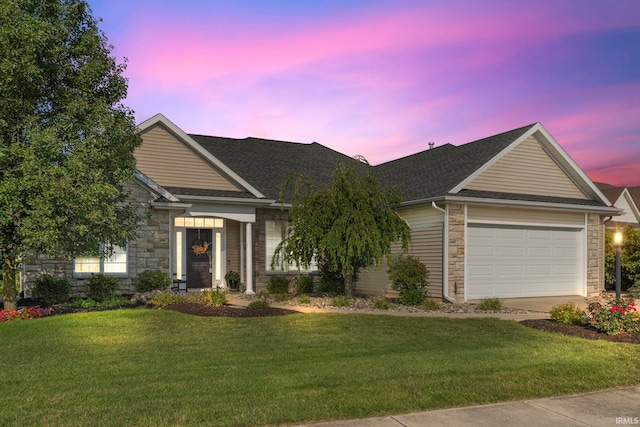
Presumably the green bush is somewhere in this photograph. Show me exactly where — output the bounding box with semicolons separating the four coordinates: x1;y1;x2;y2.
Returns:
372;296;391;310
331;295;350;307
202;289;227;307
31;274;71;305
318;264;345;295
422;298;443;311
134;270;170;293
398;289;427;306
73;298;97;309
255;290;270;300
148;291;185;308
628;282;640;299
550;302;586;325
605;226;640;291
298;295;312;304
478;298;503;311
87;274;120;302
248;300;270;309
295;276;314;294
273;293;290;302
267;276;290;294
587;296;640;335
388;254;429;305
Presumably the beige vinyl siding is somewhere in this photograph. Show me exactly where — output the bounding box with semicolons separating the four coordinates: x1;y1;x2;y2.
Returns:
465;135;587;199
356;206;444;298
136;125;240;191
467;205;585;225
614;194;640;224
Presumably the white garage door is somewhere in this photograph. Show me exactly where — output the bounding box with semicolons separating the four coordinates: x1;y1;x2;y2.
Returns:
467;224;582;299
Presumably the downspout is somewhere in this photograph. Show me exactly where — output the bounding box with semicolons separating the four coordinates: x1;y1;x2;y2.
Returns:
432;202;455;303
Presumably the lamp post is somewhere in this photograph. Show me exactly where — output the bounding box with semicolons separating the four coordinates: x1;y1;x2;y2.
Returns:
613;230;623;299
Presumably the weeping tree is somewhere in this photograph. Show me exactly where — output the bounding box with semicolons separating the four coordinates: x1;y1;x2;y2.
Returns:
272;159;411;295
0;0;142;310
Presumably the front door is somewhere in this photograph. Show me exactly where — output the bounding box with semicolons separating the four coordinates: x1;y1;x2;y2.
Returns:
186;228;213;289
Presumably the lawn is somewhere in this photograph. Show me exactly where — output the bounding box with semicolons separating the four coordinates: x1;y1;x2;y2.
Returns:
1;309;639;427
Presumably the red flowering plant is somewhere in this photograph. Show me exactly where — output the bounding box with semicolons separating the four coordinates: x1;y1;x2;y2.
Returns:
0;307;55;323
587;295;639;335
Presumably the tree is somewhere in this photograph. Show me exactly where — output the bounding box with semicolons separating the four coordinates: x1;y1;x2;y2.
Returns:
0;0;141;310
272;159;411;295
605;225;640;291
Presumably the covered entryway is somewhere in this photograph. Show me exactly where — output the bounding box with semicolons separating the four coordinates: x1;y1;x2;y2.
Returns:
466;224;583;299
186;228;213;289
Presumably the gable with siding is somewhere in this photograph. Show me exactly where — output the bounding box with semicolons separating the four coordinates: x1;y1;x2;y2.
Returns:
136;124;241;192
464;135;587;199
613;191;640;224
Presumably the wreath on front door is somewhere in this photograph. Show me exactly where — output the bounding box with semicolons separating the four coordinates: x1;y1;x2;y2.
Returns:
191;239;210;256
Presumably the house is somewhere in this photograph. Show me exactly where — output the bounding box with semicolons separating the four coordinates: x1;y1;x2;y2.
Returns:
594;183;640;229
23;114;620;301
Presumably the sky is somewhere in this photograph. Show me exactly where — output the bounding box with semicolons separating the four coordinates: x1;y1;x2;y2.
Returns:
89;0;640;186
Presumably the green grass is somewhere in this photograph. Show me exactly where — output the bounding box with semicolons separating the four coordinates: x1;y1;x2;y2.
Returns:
1;310;639;427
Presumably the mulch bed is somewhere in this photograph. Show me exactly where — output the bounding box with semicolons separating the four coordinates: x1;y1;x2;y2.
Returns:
519;319;640;344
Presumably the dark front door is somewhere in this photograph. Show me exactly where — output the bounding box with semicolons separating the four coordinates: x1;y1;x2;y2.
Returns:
186;229;213;289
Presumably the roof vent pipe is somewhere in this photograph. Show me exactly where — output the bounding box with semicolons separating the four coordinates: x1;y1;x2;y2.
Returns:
428;142;435;150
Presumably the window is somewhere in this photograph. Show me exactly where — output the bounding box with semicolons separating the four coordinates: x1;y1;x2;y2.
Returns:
74;245;128;276
265;220;315;272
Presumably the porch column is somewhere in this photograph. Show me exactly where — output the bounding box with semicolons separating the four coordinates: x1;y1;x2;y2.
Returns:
244;222;254;294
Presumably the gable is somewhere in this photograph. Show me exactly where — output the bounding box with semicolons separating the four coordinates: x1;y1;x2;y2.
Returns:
464;134;587;199
614;191;640;224
135;124;241;192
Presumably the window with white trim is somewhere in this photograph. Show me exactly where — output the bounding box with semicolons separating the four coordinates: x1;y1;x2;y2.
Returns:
266;220;316;272
74;245;128;276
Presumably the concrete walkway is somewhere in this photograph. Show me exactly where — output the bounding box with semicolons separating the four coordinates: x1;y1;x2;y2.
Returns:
295;386;640;427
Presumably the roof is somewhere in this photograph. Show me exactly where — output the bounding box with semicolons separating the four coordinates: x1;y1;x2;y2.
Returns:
374;124;538;201
595;182;624;203
189;134;353;200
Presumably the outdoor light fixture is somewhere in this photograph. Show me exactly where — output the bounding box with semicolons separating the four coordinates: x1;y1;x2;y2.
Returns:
613;230;623;299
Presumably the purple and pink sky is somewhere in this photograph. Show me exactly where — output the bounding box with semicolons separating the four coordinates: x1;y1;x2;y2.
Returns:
90;0;640;186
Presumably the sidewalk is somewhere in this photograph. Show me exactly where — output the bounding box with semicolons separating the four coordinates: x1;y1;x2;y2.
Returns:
296;386;640;427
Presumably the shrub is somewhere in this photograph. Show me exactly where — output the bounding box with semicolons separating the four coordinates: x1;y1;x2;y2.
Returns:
148;291;185;308
298;295;312;304
372;296;391;310
628;282;640;299
295;276;314;294
478;298;503;311
267;276;290;294
134;270;170;293
87;274;121;302
422;298;443;311
587;296;639;335
318;264;345;295
31;274;71;305
255;290;270;300
388;254;429;305
73;298;97;309
331;295;350;307
248;300;270;309
273;293;290;302
182;290;227;307
550;302;586;325
398;289;427;306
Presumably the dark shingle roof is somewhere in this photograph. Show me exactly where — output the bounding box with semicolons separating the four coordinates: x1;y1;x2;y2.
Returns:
163;187;256;199
595;182;624;203
189;135;353;201
375;124;538;201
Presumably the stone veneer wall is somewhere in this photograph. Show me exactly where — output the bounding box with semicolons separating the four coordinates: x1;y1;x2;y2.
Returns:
447;204;465;302
23;181;170;297
586;213;605;296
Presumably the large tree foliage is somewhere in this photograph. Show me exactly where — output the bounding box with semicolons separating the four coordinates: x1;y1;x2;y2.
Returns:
0;0;141;309
605;226;640;291
272;159;411;295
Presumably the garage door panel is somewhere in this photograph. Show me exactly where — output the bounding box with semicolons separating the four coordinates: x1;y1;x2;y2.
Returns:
467;224;582;299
